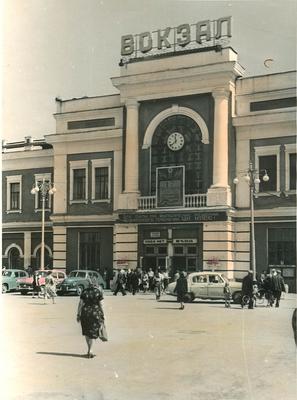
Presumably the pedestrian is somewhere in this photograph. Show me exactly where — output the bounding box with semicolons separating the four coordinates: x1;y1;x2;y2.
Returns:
223;282;232;308
31;272;40;298
263;271;274;307
241;270;254;309
113;269;127;296
141;271;149;293
271;269;285;308
44;271;57;304
292;308;297;346
153;269;163;300
26;265;33;277
148;268;154;291
174;271;188;310
131;270;139;295
162;270;169;290
76;278;107;358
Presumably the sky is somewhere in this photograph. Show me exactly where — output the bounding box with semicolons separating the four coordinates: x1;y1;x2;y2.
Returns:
2;0;297;142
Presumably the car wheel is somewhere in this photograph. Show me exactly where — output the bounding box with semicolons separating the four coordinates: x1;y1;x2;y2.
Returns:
232;291;242;304
76;285;84;296
184;292;194;303
2;284;8;294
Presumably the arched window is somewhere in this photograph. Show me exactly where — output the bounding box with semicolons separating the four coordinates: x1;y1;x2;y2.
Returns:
151;115;204;195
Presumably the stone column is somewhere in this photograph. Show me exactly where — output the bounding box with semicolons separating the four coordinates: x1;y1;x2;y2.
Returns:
118;99;140;209
24;231;32;268
207;88;231;206
125;99;139;193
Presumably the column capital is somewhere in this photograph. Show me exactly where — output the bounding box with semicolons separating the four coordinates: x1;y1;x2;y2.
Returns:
125;98;139;109
212;88;230;100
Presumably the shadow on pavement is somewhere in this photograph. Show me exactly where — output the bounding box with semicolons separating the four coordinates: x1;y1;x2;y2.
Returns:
37;351;87;358
154;307;180;310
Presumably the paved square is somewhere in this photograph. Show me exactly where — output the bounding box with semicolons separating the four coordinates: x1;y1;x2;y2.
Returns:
1;292;296;400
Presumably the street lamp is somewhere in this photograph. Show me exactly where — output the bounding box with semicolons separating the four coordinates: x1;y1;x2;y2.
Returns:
233;162;269;280
31;179;56;270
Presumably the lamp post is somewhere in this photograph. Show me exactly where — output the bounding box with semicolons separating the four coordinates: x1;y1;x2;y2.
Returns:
233;162;269;280
31;179;56;270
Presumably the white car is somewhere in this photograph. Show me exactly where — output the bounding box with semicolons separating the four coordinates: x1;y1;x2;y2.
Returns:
166;272;242;303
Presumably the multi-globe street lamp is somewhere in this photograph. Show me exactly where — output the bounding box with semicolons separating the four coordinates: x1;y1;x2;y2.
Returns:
233;162;269;279
31;179;56;270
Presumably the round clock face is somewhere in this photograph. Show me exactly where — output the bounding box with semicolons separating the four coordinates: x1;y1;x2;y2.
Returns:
167;132;185;151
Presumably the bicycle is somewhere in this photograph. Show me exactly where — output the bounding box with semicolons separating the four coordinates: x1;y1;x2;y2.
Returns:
241;289;266;308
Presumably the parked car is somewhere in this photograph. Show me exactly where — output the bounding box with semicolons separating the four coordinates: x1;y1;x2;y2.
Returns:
18;269;67;295
57;270;106;296
2;269;29;293
166;271;242;303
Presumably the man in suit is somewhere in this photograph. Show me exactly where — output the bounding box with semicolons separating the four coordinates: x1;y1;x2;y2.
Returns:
241;270;254;309
271;269;285;308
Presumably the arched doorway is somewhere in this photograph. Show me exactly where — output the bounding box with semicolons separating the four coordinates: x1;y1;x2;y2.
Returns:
8;247;22;269
35;247;52;270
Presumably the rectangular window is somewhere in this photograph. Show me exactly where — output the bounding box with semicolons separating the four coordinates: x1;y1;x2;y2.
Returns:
259;155;277;192
174;246;184;255
95;167;108;200
268;228;296;265
37;180;50;209
10;183;20;210
91;158;111;203
33;174;52;210
289;153;296;190
6;175;22;213
73;169;86;200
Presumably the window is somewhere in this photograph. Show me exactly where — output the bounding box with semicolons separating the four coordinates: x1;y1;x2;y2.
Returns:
33;174;52;210
91;159;111;203
73;169;86;200
255;145;280;194
6;175;22;213
95;167;108;199
10;183;20;210
289;153;296;190
259;155;277;192
158;246;167;255
285;144;296;192
70;160;88;203
268;228;296;266
174;246;184;255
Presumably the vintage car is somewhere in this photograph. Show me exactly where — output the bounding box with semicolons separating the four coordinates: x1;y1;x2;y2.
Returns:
57;269;106;296
18;269;67;295
2;269;29;293
166;271;242;303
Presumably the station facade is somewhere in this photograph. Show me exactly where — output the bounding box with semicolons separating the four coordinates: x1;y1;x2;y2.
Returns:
2;46;296;291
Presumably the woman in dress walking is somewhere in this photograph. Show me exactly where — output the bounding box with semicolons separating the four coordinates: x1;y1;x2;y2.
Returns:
76;279;107;358
174;271;188;310
44;271;57;303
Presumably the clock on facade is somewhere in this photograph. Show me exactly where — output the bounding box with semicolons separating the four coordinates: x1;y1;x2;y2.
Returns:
167;132;185;151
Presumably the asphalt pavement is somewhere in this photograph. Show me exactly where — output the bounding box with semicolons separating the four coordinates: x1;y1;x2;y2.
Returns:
1;291;296;400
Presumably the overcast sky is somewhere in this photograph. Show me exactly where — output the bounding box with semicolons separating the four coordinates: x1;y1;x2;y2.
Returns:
2;0;296;142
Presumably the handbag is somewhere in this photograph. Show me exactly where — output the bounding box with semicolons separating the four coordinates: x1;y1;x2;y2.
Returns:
98;322;108;342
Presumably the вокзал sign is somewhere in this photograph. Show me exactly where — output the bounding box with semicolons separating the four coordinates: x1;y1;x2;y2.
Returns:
121;16;231;59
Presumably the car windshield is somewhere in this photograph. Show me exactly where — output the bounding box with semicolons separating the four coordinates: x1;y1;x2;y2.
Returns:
2;271;12;277
69;271;79;278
